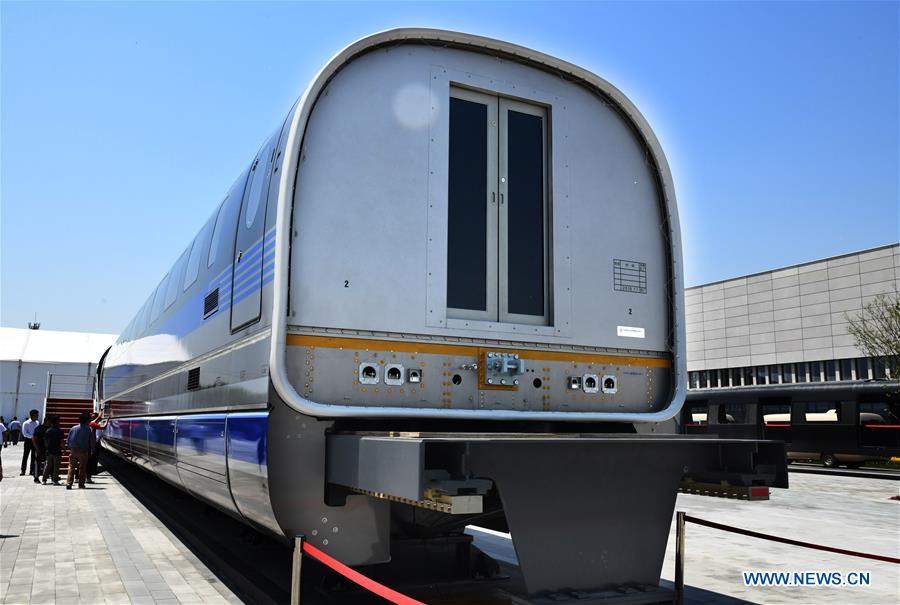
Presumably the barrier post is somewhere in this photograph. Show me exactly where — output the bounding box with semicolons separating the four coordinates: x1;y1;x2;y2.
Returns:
675;511;685;605
291;535;305;605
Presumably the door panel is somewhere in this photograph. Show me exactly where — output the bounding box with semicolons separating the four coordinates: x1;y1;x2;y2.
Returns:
147;416;180;486
499;98;549;325
446;88;498;321
175;414;237;514
226;412;280;534
231;140;275;332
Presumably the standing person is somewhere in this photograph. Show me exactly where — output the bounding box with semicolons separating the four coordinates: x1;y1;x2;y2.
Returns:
0;416;7;448
31;417;50;483
86;412;103;483
8;417;22;445
42;416;63;485
20;410;39;476
66;412;95;489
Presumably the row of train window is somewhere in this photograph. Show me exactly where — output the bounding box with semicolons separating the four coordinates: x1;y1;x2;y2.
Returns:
687;401;899;425
688;357;893;390
115;137;278;344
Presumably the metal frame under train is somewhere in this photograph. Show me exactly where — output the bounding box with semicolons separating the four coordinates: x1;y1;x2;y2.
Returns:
98;28;787;602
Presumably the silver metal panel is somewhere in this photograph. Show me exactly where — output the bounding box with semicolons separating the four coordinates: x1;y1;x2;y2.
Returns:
270;29;686;422
226;412;281;535
327;434;424;501
266;394;390;564
174;415;238;515
287;340;671;413
293;46;669;347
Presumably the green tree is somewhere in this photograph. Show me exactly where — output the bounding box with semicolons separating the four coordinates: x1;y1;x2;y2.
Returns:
845;289;900;380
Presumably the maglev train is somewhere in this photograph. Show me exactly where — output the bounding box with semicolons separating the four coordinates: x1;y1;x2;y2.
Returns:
99;28;781;597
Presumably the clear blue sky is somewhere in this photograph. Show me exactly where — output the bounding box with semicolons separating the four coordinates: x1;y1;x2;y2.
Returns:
2;1;898;334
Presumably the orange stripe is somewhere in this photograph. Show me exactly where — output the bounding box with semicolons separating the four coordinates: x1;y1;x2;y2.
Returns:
286;334;670;368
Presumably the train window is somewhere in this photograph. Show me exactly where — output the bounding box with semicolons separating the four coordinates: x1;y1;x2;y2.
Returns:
805;401;839;422
719;403;747;423
687;404;707;424
243;143;274;230
761;403;791;424
446;87;550;325
164;251;188;309
859;402;891;424
447;89;495;318
501;98;549;323
149;276;169;325
184;218;214;291
207;199;227;269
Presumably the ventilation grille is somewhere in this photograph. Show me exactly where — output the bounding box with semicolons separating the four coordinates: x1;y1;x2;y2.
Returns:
187;368;200;391
203;288;219;317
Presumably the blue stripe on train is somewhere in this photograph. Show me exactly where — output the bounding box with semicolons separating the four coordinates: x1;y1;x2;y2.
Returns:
103;227;276;391
106;411;268;466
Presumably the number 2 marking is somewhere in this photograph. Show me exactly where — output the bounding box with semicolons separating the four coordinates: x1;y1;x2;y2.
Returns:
344;280;350;288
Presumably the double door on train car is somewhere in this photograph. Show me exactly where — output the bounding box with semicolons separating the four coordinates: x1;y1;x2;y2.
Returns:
230;138;276;332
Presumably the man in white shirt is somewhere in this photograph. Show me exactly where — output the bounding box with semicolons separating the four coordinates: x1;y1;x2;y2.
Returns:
20;409;39;477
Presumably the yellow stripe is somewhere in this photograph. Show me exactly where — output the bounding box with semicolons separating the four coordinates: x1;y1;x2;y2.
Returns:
286;334;670;368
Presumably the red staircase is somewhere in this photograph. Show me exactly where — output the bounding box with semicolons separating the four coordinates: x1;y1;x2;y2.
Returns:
44;398;94;474
44;374;96;475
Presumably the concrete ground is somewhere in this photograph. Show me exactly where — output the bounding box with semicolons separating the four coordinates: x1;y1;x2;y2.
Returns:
469;472;900;604
0;450;240;605
2;444;898;605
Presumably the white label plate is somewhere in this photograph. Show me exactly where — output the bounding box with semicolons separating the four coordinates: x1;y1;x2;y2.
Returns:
617;325;645;339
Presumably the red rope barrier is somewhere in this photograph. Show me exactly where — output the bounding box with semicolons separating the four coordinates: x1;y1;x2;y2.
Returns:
684;515;900;564
301;542;426;605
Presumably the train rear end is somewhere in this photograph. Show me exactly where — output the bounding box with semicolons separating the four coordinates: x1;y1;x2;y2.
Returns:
266;30;787;600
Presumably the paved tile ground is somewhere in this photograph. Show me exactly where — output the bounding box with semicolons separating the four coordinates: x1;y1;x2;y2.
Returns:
0;450;241;605
659;472;900;604
469;472;900;604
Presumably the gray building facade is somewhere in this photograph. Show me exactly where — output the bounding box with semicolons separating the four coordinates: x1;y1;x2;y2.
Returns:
686;243;899;389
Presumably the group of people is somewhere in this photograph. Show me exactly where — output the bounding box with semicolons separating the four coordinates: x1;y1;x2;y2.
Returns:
0;410;99;488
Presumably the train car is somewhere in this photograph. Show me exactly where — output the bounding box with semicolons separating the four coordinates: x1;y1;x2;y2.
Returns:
684;381;900;467
98;28;785;598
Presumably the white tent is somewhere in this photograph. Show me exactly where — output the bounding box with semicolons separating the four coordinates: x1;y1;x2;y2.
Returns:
0;327;117;420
